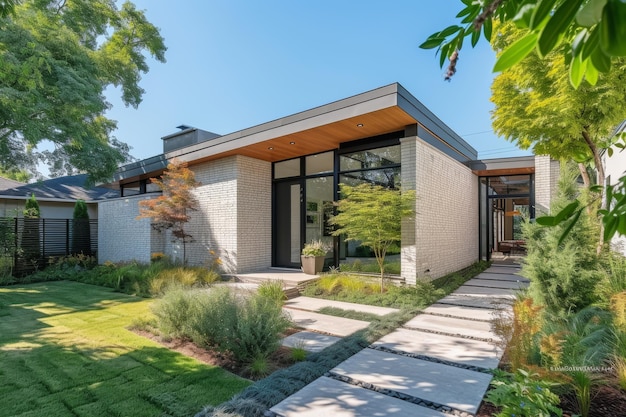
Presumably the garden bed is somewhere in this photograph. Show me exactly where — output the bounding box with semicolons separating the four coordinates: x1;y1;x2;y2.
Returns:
476;380;626;416
132;327;300;381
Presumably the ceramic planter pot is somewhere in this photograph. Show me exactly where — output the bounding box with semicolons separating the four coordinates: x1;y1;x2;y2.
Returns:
301;255;325;275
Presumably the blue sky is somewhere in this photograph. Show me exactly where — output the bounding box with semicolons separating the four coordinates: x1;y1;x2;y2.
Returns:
104;1;533;162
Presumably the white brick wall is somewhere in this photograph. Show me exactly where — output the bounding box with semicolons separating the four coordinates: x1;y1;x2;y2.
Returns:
98;195;155;264
98;155;272;272
236;156;272;272
179;157;239;269
535;155;559;215
402;136;478;282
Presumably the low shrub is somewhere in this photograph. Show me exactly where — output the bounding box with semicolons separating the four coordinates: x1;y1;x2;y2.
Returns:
22;256;221;297
151;287;197;338
155;286;291;365
486;368;563;417
194;299;420;417
149;266;220;296
256;280;286;305
223;294;291;363
187;286;238;348
247;355;271;379
597;256;626;309
303;261;489;308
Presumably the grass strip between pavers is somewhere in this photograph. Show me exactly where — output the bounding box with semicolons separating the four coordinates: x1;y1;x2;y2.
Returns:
0;281;251;417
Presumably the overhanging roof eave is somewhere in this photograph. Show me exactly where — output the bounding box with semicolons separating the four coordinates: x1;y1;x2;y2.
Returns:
165;83;407;162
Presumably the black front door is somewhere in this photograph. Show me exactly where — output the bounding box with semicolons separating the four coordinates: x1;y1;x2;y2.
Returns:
274;179;302;268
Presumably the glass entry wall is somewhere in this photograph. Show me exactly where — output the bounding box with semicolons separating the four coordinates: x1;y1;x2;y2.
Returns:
272;135;402;270
479;174;534;260
273;151;334;268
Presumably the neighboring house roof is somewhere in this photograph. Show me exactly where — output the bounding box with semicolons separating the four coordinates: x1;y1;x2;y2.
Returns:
0;177;25;191
0;174;119;202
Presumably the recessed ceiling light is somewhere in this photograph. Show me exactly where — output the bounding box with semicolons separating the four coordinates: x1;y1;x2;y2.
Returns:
268;147;274;150
289;141;296;145
356;123;364;127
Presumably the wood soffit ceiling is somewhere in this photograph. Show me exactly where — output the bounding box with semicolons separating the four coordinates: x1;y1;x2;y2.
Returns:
472;167;535;176
188;106;417;166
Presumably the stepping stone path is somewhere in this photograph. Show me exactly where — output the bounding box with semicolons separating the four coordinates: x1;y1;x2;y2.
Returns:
272;262;528;417
281;296;399;339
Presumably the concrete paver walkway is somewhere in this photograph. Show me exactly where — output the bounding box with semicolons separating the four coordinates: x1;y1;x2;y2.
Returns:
284;296;399;316
284;308;370;337
271;262;528;417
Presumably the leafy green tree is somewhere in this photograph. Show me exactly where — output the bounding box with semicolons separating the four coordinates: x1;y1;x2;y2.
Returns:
0;0;18;17
330;183;414;292
521;162;601;316
72;199;90;255
23;193;40;219
421;0;626;88
0;0;166;183
490;22;626;188
137;159;200;264
423;0;626;243
0;168;30;183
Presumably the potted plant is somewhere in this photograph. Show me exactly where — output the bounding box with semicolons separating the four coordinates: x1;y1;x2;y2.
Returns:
301;240;328;275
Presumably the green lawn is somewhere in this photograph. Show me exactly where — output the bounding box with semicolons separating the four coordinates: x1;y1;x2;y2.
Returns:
0;281;250;417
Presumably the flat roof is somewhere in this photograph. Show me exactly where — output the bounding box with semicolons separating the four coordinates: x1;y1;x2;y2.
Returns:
115;83;479;182
470;156;536;176
165;83;477;165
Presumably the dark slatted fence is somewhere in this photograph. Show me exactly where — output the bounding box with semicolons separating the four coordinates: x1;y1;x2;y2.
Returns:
0;218;98;277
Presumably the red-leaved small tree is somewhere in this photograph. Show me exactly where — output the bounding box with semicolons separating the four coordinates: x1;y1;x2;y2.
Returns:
137;158;200;264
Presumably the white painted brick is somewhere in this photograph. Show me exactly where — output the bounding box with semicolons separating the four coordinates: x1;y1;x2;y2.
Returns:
401;136;478;282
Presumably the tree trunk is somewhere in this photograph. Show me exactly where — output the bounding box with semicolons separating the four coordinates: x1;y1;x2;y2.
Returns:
581;129;605;188
581;129;605;255
578;163;591;188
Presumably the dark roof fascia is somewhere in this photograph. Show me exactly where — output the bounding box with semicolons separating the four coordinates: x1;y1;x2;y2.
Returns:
395;84;477;162
165;83;403;162
114;154;168;182
469;156;536;172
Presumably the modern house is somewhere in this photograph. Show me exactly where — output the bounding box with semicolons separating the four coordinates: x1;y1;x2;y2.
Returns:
99;83;559;283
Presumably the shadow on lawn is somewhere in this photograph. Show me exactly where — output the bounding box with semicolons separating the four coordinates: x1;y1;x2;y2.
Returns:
0;280;143;311
0;281;147;343
0;341;248;417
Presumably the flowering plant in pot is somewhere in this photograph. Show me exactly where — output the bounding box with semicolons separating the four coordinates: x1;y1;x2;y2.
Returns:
301;240;329;275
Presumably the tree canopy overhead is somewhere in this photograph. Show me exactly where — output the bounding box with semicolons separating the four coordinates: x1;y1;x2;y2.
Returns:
0;0;166;183
491;22;626;187
421;0;626;88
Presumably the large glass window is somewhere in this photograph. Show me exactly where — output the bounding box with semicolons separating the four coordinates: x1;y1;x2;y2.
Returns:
340;168;400;189
305;177;334;262
274;158;300;179
340;146;401;171
339;145;401;189
337;144;402;267
306;151;333;176
272;139;402;271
